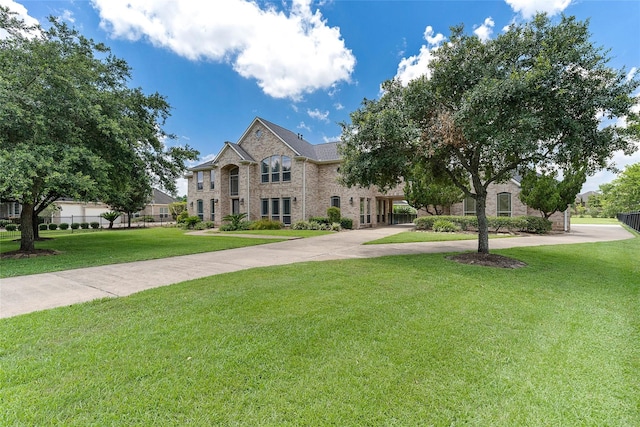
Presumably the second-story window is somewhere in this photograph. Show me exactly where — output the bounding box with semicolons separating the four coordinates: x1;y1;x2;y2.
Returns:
196;171;203;190
209;170;215;190
261;155;292;183
229;167;239;196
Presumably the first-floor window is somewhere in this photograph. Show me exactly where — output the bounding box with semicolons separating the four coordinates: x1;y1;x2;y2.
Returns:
463;195;476;216
282;198;291;226
271;198;280;222
210;199;216;221
366;198;371;223
260;197;291;225
360;198;365;225
160;207;169;218
330;196;340;208
196;199;204;220
497;192;512;217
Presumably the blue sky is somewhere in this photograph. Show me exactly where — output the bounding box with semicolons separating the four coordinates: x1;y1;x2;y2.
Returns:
3;0;639;196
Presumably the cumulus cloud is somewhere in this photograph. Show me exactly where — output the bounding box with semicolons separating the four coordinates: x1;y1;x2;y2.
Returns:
505;0;572;19
91;0;355;100
307;108;330;122
0;0;40;38
474;17;495;42
395;26;445;85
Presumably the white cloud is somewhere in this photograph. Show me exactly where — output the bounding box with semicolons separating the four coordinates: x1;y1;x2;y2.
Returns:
334;102;344;110
474;17;495;42
91;0;355;100
395;26;445;85
626;67;637;82
307;108;330;122
298;122;312;132
505;0;572;19
323;134;341;143
60;9;75;24
0;0;40;38
582;146;640;192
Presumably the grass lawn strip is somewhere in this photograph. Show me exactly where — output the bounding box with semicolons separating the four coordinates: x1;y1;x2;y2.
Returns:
366;230;514;244
0;227;288;278
0;237;637;425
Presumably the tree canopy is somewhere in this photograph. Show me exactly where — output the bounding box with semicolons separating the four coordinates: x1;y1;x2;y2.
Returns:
598;163;640;216
519;167;586;219
0;8;199;251
339;14;638;253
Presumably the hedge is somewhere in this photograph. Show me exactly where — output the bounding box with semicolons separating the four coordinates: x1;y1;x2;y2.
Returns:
414;215;551;234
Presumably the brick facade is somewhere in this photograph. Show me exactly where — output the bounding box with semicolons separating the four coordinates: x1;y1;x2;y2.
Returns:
186;117;569;231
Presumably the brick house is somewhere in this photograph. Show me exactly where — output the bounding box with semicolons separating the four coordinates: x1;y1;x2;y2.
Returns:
185;117;569;230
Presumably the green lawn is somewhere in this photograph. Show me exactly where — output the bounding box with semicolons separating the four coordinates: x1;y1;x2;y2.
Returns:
571;216;621;224
1;236;638;425
0;227;287;278
366;230;512;244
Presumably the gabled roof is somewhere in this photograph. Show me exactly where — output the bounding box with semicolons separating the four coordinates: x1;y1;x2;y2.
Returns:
313;142;340;162
150;188;177;205
225;142;256;163
255;117;319;159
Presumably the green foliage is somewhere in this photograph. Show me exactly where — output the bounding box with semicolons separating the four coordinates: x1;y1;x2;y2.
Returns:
0;219;11;228
404;162;464;215
520;216;553;234
5;224;17;231
168;201;187;220
393;205;417;215
308;216;329;225
59;223;69;230
80;223;89;230
100;211;121;229
221;213;249;231
48;223;58;231
250;219;283;230
90;222;100;229
340;217;354;229
519;168;585;219
432;219;460;233
340;14;638;253
291;220;335;231
176;210;189;224
327;207;341;224
193;221;215;230
183;216;201;229
598;163;640;216
70;223;80;230
0;9;198;251
38;223;48;231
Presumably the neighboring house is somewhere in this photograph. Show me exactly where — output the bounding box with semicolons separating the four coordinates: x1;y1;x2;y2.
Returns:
186;117;570;230
575;191;599;207
2;189;175;225
137;188;177;219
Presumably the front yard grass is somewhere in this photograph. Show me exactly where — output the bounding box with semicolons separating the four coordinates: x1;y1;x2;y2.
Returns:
0;227;286;278
571;216;621;224
1;236;637;425
366;230;513;244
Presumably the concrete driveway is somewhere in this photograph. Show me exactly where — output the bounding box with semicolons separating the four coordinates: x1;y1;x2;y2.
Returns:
0;224;634;319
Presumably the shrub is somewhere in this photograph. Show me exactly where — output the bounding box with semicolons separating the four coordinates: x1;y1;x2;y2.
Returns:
520;216;552;234
394;205;417;215
340;217;353;230
48;223;58;230
193;221;215;230
70;223;80;230
330;222;342;231
133;215;155;223
218;224;235;232
176;211;189;224
433;219;460;232
291;220;309;230
183;216;201;229
5;224;17;232
39;223;48;231
59;223;69;230
90;222;100;229
250;219;283;230
327;207;341;224
80;222;89;229
414;216;437;230
309;216;330;225
0;219;11;228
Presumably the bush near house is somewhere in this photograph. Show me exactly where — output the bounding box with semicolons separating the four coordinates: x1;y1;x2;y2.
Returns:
80;223;89;230
90;222;100;229
433;219;460;233
327;207;341;224
415;215;551;234
48;223;58;230
59;223;69;230
249;219;283;230
39;224;48;231
340;217;354;230
70;223;80;230
5;224;17;232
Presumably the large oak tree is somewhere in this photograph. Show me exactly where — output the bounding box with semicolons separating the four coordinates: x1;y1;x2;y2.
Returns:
0;8;198;251
339;14;638;253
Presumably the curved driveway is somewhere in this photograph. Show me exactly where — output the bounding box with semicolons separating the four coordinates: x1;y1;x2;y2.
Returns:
0;224;634;319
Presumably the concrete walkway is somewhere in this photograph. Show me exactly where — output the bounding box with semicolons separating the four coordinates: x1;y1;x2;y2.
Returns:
1;224;634;319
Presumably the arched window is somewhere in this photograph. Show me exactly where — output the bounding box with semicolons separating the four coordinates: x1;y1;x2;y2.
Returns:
229;167;239;196
497;192;512;217
331;196;340;208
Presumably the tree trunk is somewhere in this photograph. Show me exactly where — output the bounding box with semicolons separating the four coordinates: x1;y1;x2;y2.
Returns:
19;203;36;252
32;213;40;240
475;191;490;254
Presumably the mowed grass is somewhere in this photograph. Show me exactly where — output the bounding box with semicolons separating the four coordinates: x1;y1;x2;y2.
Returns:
366;230;512;244
0;227;286;278
571;216;621;224
1;237;638;425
